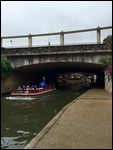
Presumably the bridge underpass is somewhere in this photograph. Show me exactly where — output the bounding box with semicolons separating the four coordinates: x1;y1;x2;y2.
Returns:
13;61;104;87
14;62;102;73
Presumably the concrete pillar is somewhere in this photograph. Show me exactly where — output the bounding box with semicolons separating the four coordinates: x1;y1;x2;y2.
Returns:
96;72;104;87
97;26;101;44
1;38;3;47
94;74;97;82
28;34;32;47
60;31;64;46
48;42;50;46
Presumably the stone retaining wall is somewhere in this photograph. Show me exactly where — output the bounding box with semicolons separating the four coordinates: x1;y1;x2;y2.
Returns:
105;72;112;93
1;71;40;94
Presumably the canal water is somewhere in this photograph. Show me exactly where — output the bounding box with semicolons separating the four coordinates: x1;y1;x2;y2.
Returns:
1;86;89;149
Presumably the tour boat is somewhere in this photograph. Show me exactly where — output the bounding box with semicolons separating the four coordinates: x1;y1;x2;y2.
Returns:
6;84;56;100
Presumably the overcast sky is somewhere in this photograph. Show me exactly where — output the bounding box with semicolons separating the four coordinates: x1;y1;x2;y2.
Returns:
1;1;112;47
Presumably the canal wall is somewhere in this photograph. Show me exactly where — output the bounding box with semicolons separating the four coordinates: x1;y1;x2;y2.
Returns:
1;71;29;94
105;72;112;93
1;71;41;94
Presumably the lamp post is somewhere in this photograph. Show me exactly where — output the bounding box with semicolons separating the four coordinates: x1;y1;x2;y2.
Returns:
10;40;13;48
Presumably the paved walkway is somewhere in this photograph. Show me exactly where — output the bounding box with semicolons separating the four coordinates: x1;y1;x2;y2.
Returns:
24;88;112;149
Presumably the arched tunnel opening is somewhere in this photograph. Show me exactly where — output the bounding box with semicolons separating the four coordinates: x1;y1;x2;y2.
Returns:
12;62;105;89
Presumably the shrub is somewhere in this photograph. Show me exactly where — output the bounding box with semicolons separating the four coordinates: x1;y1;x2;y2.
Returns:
98;56;112;75
1;57;13;78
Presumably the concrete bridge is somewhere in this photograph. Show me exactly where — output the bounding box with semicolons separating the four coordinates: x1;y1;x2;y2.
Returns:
1;43;112;91
2;43;112;74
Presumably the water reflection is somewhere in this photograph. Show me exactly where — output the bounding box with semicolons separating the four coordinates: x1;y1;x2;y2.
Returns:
1;87;88;149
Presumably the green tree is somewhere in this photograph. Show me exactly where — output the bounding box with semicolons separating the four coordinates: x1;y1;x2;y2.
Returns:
1;57;13;78
103;35;112;49
103;35;112;45
98;56;112;75
98;56;112;67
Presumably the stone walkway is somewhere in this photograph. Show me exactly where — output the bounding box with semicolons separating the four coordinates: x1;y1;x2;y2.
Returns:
24;88;112;149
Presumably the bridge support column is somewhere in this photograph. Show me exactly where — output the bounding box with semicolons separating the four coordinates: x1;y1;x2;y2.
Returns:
28;34;32;47
60;31;64;46
97;26;101;44
96;72;104;87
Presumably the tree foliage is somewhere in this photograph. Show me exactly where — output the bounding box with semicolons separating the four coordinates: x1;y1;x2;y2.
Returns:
99;35;112;75
98;56;112;67
103;35;112;45
103;35;112;49
1;57;13;78
98;56;112;75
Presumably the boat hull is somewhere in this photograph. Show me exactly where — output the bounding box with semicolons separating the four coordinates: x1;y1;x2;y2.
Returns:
6;88;56;100
11;88;55;96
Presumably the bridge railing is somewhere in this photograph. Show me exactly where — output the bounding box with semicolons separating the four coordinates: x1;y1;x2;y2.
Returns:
1;26;112;48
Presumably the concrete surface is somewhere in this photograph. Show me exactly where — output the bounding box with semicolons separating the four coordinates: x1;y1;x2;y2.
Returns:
24;88;112;149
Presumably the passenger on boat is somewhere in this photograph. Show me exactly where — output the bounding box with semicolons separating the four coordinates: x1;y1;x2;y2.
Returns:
17;86;23;93
17;86;22;90
31;85;34;90
39;77;47;89
26;85;30;90
22;85;26;90
42;77;46;82
34;85;37;92
34;85;37;90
